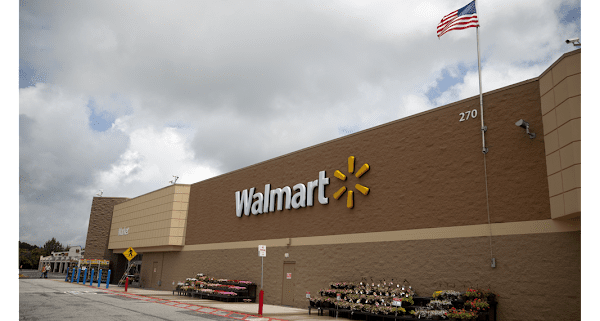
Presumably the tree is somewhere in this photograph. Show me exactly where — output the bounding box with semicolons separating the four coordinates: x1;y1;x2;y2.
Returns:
41;237;64;256
18;241;38;251
19;247;45;269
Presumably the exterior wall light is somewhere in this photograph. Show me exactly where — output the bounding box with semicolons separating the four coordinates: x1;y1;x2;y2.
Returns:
515;119;536;139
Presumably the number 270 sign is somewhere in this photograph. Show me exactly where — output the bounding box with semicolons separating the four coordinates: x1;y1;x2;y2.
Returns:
258;245;266;257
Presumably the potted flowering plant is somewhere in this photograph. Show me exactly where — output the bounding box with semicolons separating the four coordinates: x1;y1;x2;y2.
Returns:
446;307;478;320
465;298;490;311
463;288;480;301
350;303;364;311
401;296;414;306
322;297;335;308
434;290;461;301
336;301;351;309
312;297;323;307
478;289;497;303
346;293;359;302
393;307;406;315
380;306;405;315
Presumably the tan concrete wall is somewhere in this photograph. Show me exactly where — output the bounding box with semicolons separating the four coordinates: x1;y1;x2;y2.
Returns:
108;184;191;250
140;230;580;321
185;78;549;245
539;49;581;219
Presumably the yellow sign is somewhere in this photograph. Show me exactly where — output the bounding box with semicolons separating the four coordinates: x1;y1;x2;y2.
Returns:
123;247;137;261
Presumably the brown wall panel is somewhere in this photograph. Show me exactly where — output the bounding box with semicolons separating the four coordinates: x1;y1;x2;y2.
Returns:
140;231;580;321
84;197;129;261
185;80;549;245
84;197;131;282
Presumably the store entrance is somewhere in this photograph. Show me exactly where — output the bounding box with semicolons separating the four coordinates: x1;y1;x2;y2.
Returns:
282;262;295;306
128;253;143;287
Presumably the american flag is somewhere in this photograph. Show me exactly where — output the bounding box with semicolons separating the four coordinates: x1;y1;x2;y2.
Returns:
437;1;479;38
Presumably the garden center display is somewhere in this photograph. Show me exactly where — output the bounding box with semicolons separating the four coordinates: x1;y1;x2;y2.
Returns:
174;273;257;302
308;279;497;321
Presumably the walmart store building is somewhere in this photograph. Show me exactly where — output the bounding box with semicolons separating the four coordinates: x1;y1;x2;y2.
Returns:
85;50;581;320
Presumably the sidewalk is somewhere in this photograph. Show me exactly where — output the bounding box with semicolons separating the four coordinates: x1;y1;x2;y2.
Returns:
54;279;334;321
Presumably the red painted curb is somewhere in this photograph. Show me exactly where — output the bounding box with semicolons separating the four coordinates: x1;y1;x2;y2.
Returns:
71;282;286;321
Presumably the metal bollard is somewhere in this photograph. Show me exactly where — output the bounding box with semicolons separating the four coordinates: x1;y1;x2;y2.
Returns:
82;269;87;285
125;277;129;292
71;268;75;283
76;268;81;284
97;270;102;287
90;269;95;286
65;270;69;282
106;270;111;289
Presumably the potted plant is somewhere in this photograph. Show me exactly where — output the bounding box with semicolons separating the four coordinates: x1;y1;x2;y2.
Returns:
463;288;480;301
350;302;364;312
478;289;497;303
446;307;478;320
313;297;323;308
465;298;490;311
322;297;335;308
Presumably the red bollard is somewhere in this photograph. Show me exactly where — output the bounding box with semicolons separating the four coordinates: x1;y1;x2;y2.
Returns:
125;277;129;292
258;290;264;316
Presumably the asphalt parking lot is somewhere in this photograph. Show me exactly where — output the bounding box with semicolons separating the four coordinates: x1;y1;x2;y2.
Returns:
18;270;333;321
19;278;252;321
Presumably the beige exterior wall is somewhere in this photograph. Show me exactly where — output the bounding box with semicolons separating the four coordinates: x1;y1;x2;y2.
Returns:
108;184;191;251
539;49;581;219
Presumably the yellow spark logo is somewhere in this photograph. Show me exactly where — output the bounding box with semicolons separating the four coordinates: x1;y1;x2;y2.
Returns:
333;156;370;208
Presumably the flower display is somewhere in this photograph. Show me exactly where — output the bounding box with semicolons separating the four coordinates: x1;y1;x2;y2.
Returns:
178;273;256;303
433;290;461;300
446;307;478;319
465;298;490;310
310;279;495;320
464;288;479;298
214;290;237;296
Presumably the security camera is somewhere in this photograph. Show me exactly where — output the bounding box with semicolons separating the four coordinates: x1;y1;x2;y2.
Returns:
565;38;581;46
515;119;535;139
515;119;528;129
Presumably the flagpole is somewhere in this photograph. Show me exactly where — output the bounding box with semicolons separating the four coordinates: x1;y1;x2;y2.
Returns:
475;8;487;154
474;0;494;268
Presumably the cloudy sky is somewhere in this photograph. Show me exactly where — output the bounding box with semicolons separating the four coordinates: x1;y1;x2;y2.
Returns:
18;0;582;248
